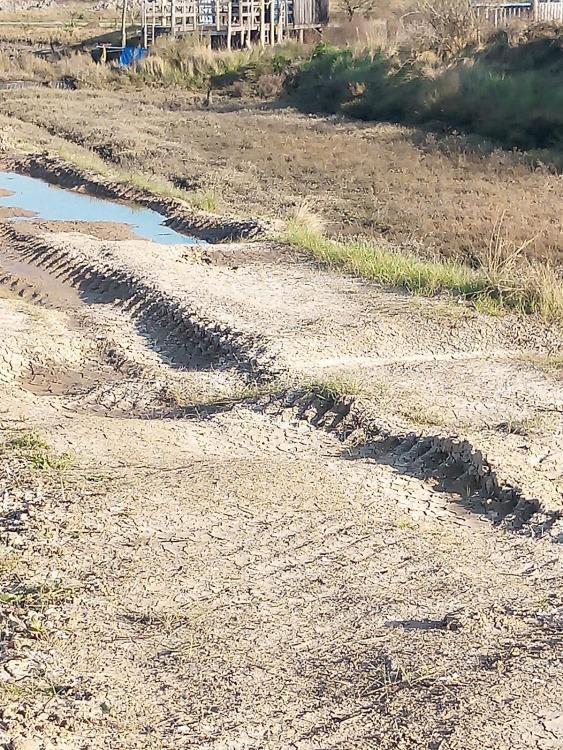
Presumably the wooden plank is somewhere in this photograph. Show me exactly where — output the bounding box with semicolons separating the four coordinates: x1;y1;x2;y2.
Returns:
260;0;265;44
227;0;232;48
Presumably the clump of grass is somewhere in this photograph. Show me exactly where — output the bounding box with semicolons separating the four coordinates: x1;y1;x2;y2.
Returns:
304;375;389;403
4;431;74;472
286;214;563;320
124;170;190;201
0;581;76;609
8;432;49;451
397;402;449;427
189;189;220;213
55;143;112;176
292;200;327;235
307;376;362;402
54;143;221;212
494;413;547;436
29;451;74;471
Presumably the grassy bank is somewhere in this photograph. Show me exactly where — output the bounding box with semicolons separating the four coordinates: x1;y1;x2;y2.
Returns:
287;212;563;321
286;34;563;152
132;29;563;153
1;25;562;154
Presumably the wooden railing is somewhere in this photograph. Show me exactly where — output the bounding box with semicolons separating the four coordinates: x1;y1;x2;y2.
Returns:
474;1;563;27
537;0;563;20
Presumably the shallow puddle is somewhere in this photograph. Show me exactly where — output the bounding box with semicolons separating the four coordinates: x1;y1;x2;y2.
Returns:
0;171;200;245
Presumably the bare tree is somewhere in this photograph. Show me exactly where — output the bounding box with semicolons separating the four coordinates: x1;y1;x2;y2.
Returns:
419;0;478;56
337;0;379;22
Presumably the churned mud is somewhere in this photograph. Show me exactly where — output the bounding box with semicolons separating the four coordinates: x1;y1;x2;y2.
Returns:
0;155;561;750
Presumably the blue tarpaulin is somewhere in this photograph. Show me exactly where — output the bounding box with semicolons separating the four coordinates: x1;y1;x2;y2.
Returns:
118;47;148;67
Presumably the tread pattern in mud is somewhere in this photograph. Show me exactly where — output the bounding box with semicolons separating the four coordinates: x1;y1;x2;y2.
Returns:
0;223;280;381
258;389;562;535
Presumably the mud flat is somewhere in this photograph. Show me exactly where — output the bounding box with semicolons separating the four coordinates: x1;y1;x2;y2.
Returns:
0;155;561;750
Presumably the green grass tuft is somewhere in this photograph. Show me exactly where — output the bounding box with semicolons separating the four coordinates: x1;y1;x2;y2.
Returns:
8;432;49;451
286;218;563;320
4;431;74;472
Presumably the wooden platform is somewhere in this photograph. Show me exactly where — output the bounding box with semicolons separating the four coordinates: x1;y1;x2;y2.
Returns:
142;0;327;47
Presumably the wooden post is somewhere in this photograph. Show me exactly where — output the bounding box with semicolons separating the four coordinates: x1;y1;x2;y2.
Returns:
532;0;539;21
227;0;232;49
151;2;156;44
120;0;128;47
171;0;177;36
259;0;265;46
277;0;283;42
142;0;148;47
298;27;304;43
246;0;252;47
270;0;275;44
216;0;220;30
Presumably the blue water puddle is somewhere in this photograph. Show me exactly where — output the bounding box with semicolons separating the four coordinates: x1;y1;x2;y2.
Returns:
0;171;201;245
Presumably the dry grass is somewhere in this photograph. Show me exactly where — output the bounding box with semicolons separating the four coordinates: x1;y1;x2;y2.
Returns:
55;142;222;211
0;49;112;84
133;37;304;86
1;87;559;267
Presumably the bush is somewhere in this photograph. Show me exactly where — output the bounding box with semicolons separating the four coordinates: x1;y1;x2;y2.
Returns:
286;43;418;119
422;64;563;149
286;40;563;152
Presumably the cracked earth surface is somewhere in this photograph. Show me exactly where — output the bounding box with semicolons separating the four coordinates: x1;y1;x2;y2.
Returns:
0;198;561;749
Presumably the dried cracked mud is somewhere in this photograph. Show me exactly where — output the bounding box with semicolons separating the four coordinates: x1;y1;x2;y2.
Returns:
0;179;562;750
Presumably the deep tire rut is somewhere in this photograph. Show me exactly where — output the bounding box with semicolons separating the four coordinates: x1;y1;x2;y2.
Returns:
257;389;562;534
0;222;278;380
0;205;558;537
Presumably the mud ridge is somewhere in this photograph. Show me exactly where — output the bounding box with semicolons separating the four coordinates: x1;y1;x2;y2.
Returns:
2;153;269;243
0;223;280;380
0;78;77;91
256;388;561;536
0;218;557;536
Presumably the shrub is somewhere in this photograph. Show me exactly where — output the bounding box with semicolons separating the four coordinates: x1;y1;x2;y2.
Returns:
286;40;563;152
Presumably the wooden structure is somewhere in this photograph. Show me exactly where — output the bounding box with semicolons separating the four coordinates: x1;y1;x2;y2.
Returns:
473;0;563;26
140;0;328;46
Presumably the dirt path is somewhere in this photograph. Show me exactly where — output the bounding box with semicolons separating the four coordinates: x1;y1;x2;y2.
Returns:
0;184;561;749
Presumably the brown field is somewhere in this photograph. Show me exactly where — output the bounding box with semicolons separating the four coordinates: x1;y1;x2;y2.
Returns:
0;86;561;265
